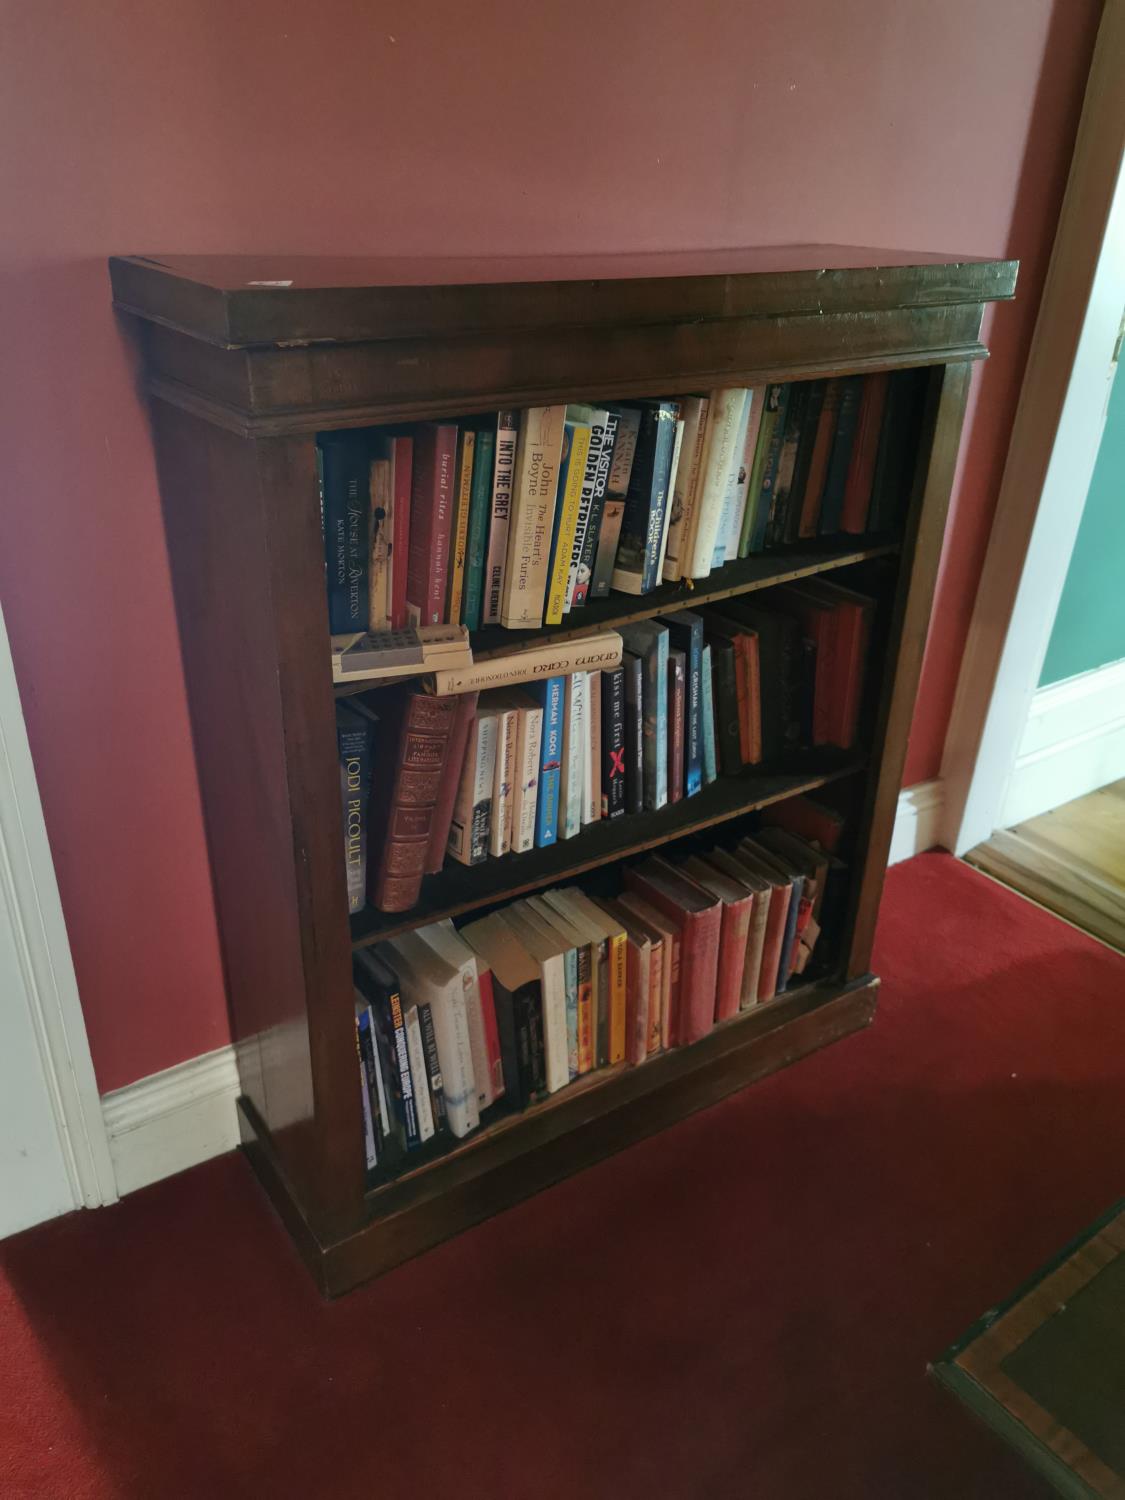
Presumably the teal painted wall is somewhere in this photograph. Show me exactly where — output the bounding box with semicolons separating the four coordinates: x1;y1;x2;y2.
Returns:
1041;362;1125;685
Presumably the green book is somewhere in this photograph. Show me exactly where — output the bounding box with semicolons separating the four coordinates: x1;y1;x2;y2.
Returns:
461;428;495;631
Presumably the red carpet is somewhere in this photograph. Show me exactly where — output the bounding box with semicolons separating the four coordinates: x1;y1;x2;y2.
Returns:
4;853;1125;1499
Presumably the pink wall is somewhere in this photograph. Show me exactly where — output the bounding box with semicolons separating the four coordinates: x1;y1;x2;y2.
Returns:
0;0;1101;1091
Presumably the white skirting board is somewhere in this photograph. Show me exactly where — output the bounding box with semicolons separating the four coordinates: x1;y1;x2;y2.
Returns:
999;660;1125;829
100;782;945;1196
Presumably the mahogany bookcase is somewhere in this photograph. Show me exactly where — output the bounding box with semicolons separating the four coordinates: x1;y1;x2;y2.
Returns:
109;247;1017;1296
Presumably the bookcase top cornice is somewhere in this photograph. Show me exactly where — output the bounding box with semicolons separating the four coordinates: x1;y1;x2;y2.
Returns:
110;246;1017;351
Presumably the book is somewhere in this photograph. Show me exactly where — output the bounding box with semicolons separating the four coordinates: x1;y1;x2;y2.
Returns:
700;643;717;785
354;949;420;1150
781;379;826;544
704;612;762;766
618;621;668;811
611;402;678;594
707;635;742;776
495;690;543;854
600;665;626;819
818;376;864;535
496;905;570;1093
319;431;370;634
482;410;519;626
686;388;749;578
479;692;518;857
446;706;499;866
461;427;495;631
736;841;801;995
355;1000;379;1171
559;671;585;840
531;675;564;848
368;456;391;631
711;389;752;568
747;383;792;553
514;901;578;1079
501;405;567;628
405;423;458;626
583;670;601;826
545;419;592;626
419;920;503;1108
548;888;628;1066
366;690;459;912
713;601;802;761
336;702;374;914
667;647;685;805
425;629;622;695
655;417;686;583
869;369;927;531
726;390;763;561
369;433;413;630
567;408;621;606
615;889;676;1053
765;382;812;548
460;913;546;1110
841;374;890;532
759;793;846;853
625;857;721;1045
662;611;704;798
682;857;753;1023
704;850;771;1008
713;847;783;1003
661;395;710;583
527;896;596;1075
423;689;479;875
403;1005;436;1143
416;1000;447;1132
590;406;642;598
621;651;644;816
797;378;842;538
446;428;476;626
598;898;653;1065
331;623;471;684
384;929;479;1137
356;990;392;1152
793;577;875;748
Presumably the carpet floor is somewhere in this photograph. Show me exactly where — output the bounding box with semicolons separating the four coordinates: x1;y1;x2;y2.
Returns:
4;853;1125;1499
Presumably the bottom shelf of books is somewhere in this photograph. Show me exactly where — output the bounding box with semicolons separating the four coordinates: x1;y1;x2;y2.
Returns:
353;789;858;1197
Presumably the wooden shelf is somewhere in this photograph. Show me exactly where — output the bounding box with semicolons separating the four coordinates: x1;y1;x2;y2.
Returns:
350;752;865;948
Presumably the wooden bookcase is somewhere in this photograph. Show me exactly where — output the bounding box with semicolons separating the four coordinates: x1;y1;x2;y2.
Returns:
110;247;1017;1296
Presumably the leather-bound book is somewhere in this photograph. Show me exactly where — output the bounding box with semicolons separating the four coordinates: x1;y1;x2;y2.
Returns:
624;856;722;1046
366;689;458;913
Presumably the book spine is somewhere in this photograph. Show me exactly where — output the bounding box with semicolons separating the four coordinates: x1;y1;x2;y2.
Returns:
501;405;566;629
590;409;640;598
545;424;591;626
368;457;391;631
655;417;685;584
841;374;890;532
510;704;543;854
783;380;826;543
367;694;457;913
489;707;518;857
622;653;644;816
461;429;494;631
818;377;863;535
750;384;791;552
716;901;752;1022
321;437;370;633
359;999;392;1147
667;649;685;805
559;945;578;1080
612;404;677;594
583;670;601;825
355;1006;379;1170
403;1006;435;1142
389;436;412;628
405;425;457;626
799;379;841;538
600;665;626;819
482;411;519;626
337;717;372;914
475;966;505;1101
711;390;751;569
416;1001;447;1131
605;927;627;1065
534;676;564;849
728;391;763;561
571;412;618;608
427;630;623;694
575;941;594;1075
683;619;703;795
426;985;479;1137
423;690;478;875
700;643;717;785
765;383;809;548
459;961;494;1110
446;429;475;626
559;673;584;840
687;388;744;578
740;892;769;1009
624;936;650;1065
662;395;710;582
643;633;669;810
446;712;498;866
709;640;742;774
383;985;420;1148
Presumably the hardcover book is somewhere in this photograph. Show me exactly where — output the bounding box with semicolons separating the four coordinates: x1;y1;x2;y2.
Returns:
661;394;710;583
368;456;391;632
661;611;704;797
625;857;721;1046
530;675;565;848
425;629;622;695
446;428;476;626
423;689;479;875
667;647;685;805
336;702;374;914
686;387;748;578
590;406;642;598
841;373;890;532
797;378;842;538
500;405;567;628
446;707;499;866
583;670;601;827
462;427;495;631
747;383;791;553
545;418;592;625
460;912;546;1110
319;431;370;634
495;905;570;1094
611;401;678;594
700;643;718;785
383;929;480;1137
482;410;519;626
405;423;458;626
618;621;668;811
711;389;752;569
567;406;618;609
818;377;864;535
366;690;459;912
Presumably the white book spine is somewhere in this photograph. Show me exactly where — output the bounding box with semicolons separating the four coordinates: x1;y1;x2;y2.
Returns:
500;405;567;629
661;399;708;582
655;419;685;584
711;390;752;568
461;961;494;1109
427;629;622;695
490;707;518;857
447;713;498;865
541;953;571;1094
687;388;748;578
560;672;584;840
482;412;519;626
727;389;762;559
404;1007;435;1142
441;983;481;1135
510;705;543;854
583;670;601;825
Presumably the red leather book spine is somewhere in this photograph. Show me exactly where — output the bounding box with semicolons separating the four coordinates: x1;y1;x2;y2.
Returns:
840;374;888;533
623;872;719;1047
757;882;791;1001
406;424;458;625
423;690;479;874
367;693;458;912
390;435;413;629
837;602;872;748
714;895;753;1022
798;379;841;538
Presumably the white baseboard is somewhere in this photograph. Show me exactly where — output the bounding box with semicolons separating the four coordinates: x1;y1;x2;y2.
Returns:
1000;659;1125;827
101;1045;240;1196
98;785;938;1197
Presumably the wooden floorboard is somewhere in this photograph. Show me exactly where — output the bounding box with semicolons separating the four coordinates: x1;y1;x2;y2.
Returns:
966;780;1125;954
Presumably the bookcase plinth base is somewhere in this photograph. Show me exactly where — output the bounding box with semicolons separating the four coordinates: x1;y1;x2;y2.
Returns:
239;974;879;1298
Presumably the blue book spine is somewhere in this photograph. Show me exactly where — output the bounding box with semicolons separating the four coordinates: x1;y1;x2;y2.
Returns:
776;878;803;992
320;434;370;633
563;946;579;1080
750;385;791;554
643;405;678;591
683;619;703;796
700;644;717;785
818;376;864;534
533;676;565;848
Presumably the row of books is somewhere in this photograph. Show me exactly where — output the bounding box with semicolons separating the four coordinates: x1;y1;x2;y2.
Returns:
320;371;920;639
337;581;874;914
354;797;847;1178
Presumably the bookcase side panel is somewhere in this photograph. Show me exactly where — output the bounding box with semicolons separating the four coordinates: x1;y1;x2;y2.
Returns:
148;404;361;1226
844;361;974;978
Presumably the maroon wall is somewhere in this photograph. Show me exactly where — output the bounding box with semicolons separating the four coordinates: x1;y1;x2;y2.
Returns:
0;0;1101;1089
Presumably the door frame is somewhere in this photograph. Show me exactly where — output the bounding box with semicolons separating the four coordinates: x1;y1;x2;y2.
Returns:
0;596;116;1220
939;0;1125;855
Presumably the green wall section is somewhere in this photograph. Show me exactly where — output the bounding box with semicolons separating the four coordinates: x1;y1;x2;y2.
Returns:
1040;362;1125;686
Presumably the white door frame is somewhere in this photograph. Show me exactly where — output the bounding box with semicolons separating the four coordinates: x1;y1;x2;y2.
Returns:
939;0;1125;855
0;596;116;1219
